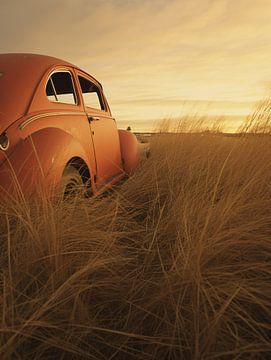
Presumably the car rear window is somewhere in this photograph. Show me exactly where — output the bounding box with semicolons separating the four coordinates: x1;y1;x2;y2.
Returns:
46;71;77;105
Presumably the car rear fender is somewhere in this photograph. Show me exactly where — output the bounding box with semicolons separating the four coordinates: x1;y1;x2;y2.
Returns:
118;130;139;175
0;127;94;198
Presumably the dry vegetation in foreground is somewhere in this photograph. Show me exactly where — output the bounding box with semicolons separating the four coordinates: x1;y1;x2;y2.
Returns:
0;109;271;359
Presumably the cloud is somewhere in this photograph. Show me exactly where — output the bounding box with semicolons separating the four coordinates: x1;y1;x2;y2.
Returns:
1;0;271;130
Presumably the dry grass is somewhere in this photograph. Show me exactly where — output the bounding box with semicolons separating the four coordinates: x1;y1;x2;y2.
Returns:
0;109;271;359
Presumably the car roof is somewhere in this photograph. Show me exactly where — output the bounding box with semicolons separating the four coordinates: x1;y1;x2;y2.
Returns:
0;53;100;133
1;53;74;71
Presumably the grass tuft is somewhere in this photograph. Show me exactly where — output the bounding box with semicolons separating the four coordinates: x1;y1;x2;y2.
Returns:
0;109;271;359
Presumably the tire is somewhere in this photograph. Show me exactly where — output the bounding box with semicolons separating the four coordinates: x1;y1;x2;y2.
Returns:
61;164;84;199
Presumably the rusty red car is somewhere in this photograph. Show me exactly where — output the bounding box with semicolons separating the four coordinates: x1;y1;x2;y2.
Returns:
0;53;139;199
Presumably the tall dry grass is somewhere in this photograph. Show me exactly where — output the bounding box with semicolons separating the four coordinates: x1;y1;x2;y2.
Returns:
0;110;271;359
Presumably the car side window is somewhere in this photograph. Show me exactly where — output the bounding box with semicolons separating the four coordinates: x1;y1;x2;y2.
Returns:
46;71;77;105
78;76;104;110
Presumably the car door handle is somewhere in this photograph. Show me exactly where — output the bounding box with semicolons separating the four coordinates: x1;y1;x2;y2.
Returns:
88;116;100;122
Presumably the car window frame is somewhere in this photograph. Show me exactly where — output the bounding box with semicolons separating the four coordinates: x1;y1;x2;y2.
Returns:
45;69;79;106
76;71;108;113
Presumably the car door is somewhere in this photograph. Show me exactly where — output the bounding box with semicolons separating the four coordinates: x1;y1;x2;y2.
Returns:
76;72;123;186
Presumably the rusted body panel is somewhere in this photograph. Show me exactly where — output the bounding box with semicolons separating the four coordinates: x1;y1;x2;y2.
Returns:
0;53;139;198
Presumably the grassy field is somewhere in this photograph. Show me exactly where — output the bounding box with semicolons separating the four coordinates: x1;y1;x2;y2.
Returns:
0;110;271;359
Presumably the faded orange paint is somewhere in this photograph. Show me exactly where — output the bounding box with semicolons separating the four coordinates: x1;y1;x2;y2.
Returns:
0;53;139;199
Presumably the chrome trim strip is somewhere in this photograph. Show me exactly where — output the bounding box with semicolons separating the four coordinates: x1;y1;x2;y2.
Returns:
19;111;86;130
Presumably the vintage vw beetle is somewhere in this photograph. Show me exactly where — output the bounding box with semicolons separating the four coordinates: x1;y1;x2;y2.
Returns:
0;53;139;199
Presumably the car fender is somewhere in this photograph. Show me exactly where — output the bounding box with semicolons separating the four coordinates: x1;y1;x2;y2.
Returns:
0;127;94;198
118;130;139;175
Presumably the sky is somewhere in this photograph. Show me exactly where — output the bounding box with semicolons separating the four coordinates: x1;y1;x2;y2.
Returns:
1;0;271;132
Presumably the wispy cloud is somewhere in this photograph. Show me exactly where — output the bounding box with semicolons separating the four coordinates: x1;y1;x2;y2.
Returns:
1;0;271;130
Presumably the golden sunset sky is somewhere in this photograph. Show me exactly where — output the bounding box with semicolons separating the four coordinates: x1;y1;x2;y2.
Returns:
1;0;271;131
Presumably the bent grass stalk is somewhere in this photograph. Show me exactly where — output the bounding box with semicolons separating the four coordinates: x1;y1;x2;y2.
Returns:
0;108;271;359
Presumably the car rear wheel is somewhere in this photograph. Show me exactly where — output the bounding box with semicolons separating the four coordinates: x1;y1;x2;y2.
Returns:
61;164;85;199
